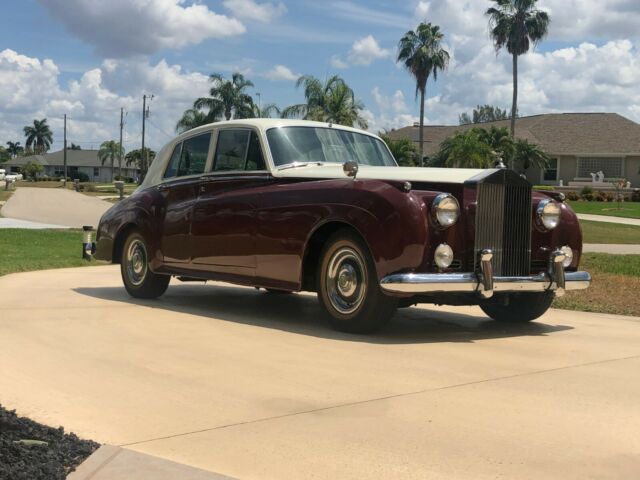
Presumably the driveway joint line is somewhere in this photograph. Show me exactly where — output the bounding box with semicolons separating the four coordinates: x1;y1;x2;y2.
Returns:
120;353;640;448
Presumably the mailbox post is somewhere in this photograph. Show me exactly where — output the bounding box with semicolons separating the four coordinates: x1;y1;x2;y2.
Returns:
74;178;80;192
114;180;124;200
82;226;95;261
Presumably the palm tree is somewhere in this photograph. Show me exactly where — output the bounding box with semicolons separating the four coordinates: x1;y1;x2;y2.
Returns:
379;134;417;167
175;108;214;134
251;103;280;118
98;140;124;182
23;119;53;154
6;141;23;158
397;23;450;166
194;73;255;121
475;126;514;164
513;138;549;173
125;148;156;176
436;130;495;168
282;75;368;129
486;0;550;137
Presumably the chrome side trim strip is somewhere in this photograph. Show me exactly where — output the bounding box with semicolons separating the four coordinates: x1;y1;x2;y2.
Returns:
380;271;591;295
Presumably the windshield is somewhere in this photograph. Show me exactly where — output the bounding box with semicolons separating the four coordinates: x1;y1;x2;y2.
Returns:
267;127;397;167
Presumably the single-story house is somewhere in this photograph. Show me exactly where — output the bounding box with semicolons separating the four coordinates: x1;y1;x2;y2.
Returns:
388;113;640;188
3;149;140;183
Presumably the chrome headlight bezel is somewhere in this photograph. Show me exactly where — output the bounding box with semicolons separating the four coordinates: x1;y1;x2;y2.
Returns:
560;245;574;268
431;193;460;228
536;198;561;231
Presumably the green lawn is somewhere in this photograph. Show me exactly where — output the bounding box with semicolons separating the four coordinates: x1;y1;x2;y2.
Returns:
0;190;13;202
580;220;640;244
555;253;640;317
0;229;101;276
568;200;640;219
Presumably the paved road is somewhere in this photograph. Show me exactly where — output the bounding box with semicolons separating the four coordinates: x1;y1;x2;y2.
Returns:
577;213;640;226
583;243;640;254
1;266;639;479
1;187;111;228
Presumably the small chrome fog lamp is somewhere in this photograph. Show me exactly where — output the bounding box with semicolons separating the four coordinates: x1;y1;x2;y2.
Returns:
536;199;561;230
434;243;454;269
82;225;95;261
560;245;573;268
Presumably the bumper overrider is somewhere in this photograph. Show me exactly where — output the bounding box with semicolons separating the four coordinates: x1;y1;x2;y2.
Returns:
380;249;591;298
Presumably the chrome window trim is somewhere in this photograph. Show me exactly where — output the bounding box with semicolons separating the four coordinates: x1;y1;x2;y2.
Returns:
211;126;271;174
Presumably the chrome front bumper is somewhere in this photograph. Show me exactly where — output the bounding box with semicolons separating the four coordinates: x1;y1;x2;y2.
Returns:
380;249;591;298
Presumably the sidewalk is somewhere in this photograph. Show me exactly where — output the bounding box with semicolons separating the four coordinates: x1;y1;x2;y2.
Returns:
583;243;640;254
577;213;640;226
0;217;69;229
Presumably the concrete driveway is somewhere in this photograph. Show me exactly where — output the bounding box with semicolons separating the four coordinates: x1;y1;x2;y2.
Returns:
1;187;111;227
0;266;639;479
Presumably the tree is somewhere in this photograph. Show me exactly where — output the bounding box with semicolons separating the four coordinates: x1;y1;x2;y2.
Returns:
175;108;214;134
486;0;550;137
397;22;450;166
194;72;255;121
435;130;495;168
125;148;155;174
512;138;549;173
251;103;280;118
98;140;124;182
21;160;44;179
459;105;511;124
23;119;53;154
6;141;24;158
70;143;82;150
0;146;9;163
475;125;514;163
282;75;368;129
379;134;417;167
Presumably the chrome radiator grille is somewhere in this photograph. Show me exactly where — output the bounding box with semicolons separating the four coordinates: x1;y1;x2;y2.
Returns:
475;178;532;276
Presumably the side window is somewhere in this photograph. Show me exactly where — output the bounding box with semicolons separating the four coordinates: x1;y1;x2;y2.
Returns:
178;132;211;177
214;130;250;171
164;143;182;179
245;131;266;170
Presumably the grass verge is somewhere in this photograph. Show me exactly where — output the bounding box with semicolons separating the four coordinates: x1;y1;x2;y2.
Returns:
580;220;640;244
554;253;640;317
568;200;640;219
0;229;101;276
0;190;13;203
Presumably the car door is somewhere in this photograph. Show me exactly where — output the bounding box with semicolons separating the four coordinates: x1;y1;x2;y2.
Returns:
190;128;270;271
159;131;212;264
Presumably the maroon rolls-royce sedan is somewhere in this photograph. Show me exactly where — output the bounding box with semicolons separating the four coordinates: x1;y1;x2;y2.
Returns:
95;119;590;333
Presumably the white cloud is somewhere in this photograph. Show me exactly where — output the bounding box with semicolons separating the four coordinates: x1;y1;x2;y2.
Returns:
38;0;245;57
364;87;418;133
329;55;349;69
347;35;391;66
263;64;300;81
0;49;211;151
222;0;287;22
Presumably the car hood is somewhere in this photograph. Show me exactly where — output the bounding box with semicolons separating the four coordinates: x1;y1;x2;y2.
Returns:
272;164;490;184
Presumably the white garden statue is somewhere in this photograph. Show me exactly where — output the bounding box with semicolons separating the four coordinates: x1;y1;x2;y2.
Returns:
590;172;597;183
597;171;605;182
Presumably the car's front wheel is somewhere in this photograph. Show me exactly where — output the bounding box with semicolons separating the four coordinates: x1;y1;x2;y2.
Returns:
480;292;554;322
317;229;397;333
121;231;170;299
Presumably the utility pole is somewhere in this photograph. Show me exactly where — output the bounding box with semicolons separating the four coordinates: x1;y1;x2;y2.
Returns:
118;108;124;180
141;94;154;182
63;114;67;187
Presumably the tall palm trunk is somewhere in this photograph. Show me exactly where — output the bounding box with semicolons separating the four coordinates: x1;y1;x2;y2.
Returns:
511;53;518;138
419;86;425;167
111;157;114;182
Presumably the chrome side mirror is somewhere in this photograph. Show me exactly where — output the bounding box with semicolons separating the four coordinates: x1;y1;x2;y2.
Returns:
343;161;358;179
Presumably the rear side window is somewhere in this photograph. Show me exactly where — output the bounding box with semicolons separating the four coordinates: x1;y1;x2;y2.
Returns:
164;132;211;179
214;129;266;172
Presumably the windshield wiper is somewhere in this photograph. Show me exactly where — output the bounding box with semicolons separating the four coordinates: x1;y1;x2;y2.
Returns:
277;161;325;171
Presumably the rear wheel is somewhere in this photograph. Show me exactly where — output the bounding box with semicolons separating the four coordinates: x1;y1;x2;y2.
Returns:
480;292;554;322
121;231;170;299
317;229;397;333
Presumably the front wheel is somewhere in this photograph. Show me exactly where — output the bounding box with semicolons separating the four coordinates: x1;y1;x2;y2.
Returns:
480;292;554;322
121;231;170;299
317;229;397;334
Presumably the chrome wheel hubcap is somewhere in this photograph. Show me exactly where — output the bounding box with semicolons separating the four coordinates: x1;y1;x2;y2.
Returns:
126;239;147;286
326;247;367;315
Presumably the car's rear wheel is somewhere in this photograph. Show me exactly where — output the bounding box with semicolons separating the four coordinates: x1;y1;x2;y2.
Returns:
317;229;397;333
121;231;170;299
480;292;554;322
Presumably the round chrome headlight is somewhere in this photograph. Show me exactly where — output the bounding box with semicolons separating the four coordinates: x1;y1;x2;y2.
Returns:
537;199;561;230
432;193;460;228
560;245;573;268
434;243;454;269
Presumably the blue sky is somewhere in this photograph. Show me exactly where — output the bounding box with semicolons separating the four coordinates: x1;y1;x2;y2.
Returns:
1;0;639;151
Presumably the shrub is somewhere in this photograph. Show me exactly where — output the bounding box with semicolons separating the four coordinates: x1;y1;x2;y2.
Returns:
580;186;593;196
72;171;90;182
565;191;580;201
85;183;97;192
632;189;640;202
125;177;134;183
595;191;613;202
582;193;594;201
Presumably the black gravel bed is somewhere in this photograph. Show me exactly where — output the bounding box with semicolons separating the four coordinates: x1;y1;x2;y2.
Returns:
0;404;99;480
